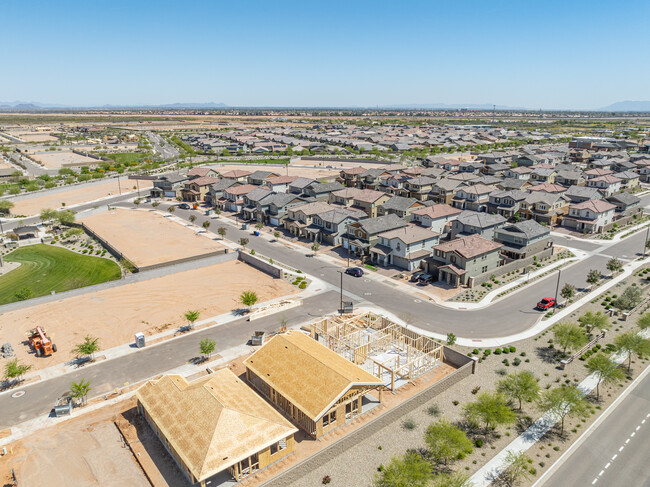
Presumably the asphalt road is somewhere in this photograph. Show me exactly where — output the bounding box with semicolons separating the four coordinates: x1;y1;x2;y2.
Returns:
148;132;180;160
541;370;650;487
0;291;342;430
142;201;650;339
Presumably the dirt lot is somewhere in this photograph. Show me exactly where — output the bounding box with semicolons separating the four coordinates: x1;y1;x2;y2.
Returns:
0;259;296;371
9;179;153;216
213;163;342;182
80;208;227;268
29;150;99;169
0;399;149;487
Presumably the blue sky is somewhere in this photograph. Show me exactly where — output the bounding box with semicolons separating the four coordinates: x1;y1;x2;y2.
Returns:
1;0;648;109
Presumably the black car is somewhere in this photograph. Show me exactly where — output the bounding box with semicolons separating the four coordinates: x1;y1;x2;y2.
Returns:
345;267;364;277
410;271;425;282
178;203;191;209
417;274;434;285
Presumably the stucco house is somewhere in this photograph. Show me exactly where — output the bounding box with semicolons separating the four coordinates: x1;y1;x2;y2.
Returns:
370;225;440;270
562;199;617;234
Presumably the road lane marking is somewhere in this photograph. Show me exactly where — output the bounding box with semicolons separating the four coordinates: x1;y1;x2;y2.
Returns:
605;463;610;469
612;454;617;460
636;425;641;430
643;419;647;424
631;432;635;437
599;470;604;476
619;446;624;451
592;479;598;485
625;439;630;444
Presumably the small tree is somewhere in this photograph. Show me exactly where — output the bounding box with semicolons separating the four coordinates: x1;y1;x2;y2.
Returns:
606;257;623;274
424;419;473;465
184;310;200;329
55;209;76;226
311;241;320;254
239;237;249;248
374;452;432;487
613;286;643;311
586;269;601;286
637;313;650;330
0;199;14;215
537;385;588;435
168;205;176;214
217;227;227;239
255;222;264;231
463;392;516;434
560;283;575;301
151;201;160;208
430;473;472;487
70;378;92;405
614;332;650;371
497;370;540;410
189;214;197;223
4;358;32;383
72;335;101;361
578;311;610;333
553;322;588;354
202;220;210;230
199;338;216;360
446;333;457;346
585;353;625;400
273;231;280;240
501;450;532;486
240;290;258;310
39;208;57;225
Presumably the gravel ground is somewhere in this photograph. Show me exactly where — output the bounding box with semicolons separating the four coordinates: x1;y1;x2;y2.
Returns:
285;267;650;487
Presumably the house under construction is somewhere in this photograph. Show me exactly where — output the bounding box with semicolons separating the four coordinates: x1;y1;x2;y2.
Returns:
310;312;444;391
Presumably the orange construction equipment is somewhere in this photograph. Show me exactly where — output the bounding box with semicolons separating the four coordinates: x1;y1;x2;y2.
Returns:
27;326;57;357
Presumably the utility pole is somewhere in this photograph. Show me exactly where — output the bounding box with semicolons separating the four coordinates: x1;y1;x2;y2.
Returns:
136;178;141;198
340;271;343;311
553;268;562;313
346;223;351;268
117;175;122;195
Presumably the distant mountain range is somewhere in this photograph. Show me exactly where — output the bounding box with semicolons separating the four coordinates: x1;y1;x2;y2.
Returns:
381;103;527;110
598;101;650;112
0;101;229;110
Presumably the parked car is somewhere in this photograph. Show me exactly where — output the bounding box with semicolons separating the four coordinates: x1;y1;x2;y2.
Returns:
536;297;556;310
410;271;425;282
178;203;191;209
417;274;434;285
345;267;364;277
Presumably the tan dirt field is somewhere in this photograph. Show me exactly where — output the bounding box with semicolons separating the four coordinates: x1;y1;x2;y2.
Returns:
0;162;13;170
29;150;99;169
0;400;149;487
214;164;342;181
10;179;153;216
0;260;297;371
16;133;58;142
80;208;226;268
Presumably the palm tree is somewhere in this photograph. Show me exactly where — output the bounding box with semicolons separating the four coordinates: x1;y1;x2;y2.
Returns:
70;378;92;405
73;335;101;362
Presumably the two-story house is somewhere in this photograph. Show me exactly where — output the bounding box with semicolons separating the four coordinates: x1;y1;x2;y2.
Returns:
555;169;585;188
563;185;602;204
504;167;533;180
486;190;528;219
606;193;641;217
248;170;282;186
220;170;252;182
493;220;552;260
587;175;622;197
328;188;391;218
205;178;238;206
410;204;462;235
180;176;220;202
150;173;189;198
519;192;569;226
450;211;506;240
303;182;345;201
425;234;503;287
377;196;426;221
430;178;466;204
370;225;440;271
450;184;496;212
404;176;437;201
529;168;556;184
220;184;258;212
562;199;617;234
343;214;408;258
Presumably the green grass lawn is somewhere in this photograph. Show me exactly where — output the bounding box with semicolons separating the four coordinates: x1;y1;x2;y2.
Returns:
0;244;121;305
99;152;151;165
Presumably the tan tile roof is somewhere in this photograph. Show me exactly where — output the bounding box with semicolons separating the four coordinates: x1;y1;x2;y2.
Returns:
225;184;258;195
411;203;462;219
188;176;220;187
378;224;439;243
571;199;616;213
221;170;252;178
245;331;382;421
136;369;297;482
433;234;502;259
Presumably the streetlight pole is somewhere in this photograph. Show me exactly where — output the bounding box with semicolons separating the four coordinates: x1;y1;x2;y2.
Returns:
553;268;562;313
117;175;122;195
346;223;351;268
643;225;650;257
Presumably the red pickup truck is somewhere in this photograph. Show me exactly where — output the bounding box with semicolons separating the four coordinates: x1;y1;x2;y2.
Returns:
536;297;556;310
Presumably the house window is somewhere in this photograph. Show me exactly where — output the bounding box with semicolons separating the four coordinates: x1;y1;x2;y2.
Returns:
270;442;278;455
482;266;488;273
396;242;401;251
450;255;456;263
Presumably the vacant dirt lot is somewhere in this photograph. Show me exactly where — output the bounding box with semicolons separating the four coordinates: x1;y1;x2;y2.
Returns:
30;150;99;169
0;400;149;487
214;163;341;181
10;179;153;216
0;260;297;371
80;208;226;268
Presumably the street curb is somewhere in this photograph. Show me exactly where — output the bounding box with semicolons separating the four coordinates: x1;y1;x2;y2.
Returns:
532;361;650;487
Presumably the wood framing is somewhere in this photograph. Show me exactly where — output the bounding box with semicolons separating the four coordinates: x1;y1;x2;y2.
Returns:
244;330;384;439
310;312;445;391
